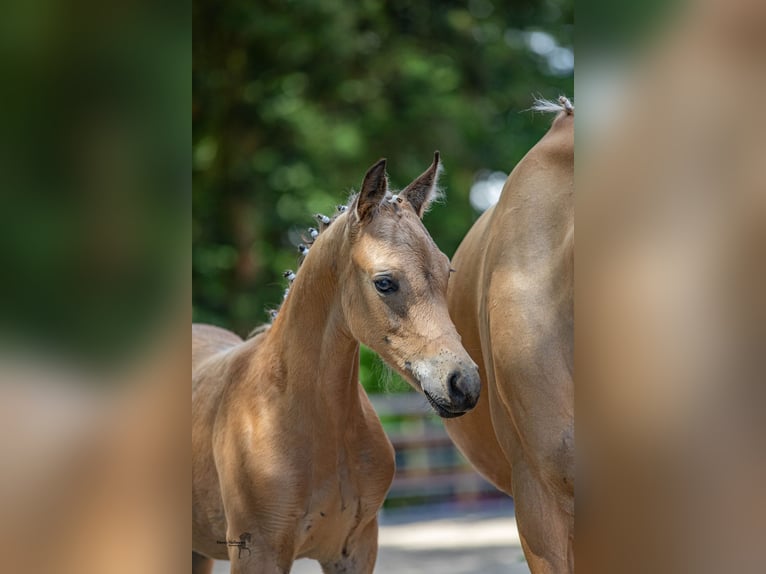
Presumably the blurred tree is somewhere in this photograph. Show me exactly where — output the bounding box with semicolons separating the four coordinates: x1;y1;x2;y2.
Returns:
193;0;572;391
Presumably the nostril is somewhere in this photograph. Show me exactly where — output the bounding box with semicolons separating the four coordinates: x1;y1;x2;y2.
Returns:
447;370;466;402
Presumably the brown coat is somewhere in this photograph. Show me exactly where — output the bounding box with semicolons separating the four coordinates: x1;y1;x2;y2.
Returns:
192;156;480;573
444;107;574;573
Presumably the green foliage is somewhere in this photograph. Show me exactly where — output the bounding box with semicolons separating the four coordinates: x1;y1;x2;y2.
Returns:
0;1;188;368
193;0;572;391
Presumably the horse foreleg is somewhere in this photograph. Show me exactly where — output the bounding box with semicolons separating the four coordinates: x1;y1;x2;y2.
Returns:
512;461;574;574
320;518;378;574
227;547;292;574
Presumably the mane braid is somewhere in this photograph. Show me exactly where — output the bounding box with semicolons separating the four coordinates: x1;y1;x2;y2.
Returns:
247;198;352;339
249;176;429;339
249;182;395;338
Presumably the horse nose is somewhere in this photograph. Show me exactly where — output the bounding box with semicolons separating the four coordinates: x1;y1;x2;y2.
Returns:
446;367;480;411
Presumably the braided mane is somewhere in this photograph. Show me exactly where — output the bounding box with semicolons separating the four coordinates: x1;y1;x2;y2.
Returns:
247;196;356;338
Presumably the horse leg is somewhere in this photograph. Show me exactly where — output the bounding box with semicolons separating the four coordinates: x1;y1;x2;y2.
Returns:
217;472;294;572
320;518;378;574
223;525;293;574
192;551;213;574
227;546;292;574
512;460;574;574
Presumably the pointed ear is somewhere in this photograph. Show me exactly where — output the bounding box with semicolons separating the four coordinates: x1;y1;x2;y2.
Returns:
400;151;443;218
355;158;388;221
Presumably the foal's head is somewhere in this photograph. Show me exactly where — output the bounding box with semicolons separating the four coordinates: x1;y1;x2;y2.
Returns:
340;154;480;417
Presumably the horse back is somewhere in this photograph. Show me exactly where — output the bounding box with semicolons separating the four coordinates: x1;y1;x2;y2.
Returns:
192;323;244;376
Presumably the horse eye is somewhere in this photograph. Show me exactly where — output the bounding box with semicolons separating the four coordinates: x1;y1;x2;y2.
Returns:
373;277;398;294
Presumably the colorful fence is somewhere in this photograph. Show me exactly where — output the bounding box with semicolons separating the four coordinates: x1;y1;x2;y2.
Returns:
369;393;507;508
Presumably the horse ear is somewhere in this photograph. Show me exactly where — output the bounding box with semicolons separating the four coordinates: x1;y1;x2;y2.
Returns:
400;151;443;218
355;158;388;221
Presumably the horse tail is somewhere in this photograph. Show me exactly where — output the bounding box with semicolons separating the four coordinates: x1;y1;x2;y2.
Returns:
528;94;574;115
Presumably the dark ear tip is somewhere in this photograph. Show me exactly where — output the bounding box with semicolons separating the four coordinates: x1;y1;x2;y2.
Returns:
362;158;387;182
433;150;440;164
362;158;387;185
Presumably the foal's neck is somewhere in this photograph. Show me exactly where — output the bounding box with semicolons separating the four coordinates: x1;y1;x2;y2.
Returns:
265;217;361;411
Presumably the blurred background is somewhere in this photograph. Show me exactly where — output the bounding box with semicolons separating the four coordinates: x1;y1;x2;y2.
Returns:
0;1;189;572
0;0;188;369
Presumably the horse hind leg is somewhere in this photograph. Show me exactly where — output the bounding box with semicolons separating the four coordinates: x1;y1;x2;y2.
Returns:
512;460;574;573
192;551;214;574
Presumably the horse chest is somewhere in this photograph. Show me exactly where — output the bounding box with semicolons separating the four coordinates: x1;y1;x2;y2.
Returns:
294;428;394;559
307;442;390;517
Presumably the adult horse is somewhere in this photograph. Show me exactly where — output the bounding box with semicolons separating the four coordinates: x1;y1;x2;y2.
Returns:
192;154;481;574
444;98;574;573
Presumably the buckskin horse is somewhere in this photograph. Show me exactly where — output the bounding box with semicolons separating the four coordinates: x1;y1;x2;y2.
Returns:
443;97;574;573
192;154;481;573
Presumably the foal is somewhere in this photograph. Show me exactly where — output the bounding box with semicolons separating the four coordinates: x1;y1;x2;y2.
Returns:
192;154;480;574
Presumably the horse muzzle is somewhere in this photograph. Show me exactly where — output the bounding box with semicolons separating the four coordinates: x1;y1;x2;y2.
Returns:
412;359;481;418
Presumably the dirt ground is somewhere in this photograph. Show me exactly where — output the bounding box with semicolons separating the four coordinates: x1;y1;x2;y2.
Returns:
210;503;529;574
